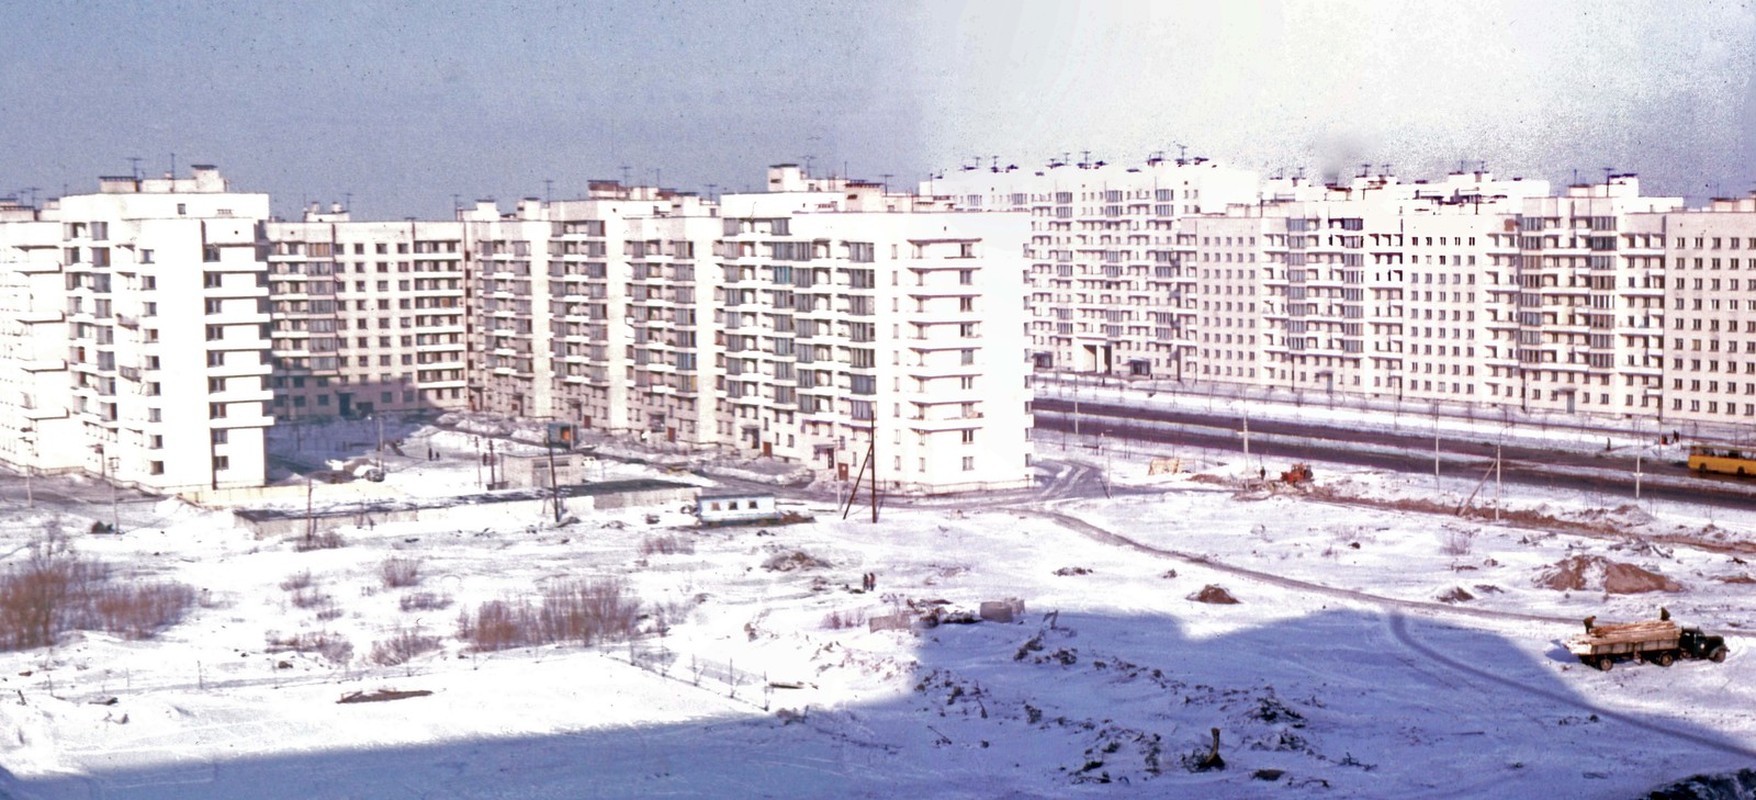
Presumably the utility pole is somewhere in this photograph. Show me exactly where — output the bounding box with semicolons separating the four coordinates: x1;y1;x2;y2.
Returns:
1242;411;1250;462
547;426;563;523
869;423;878;524
1494;444;1502;521
1433;416;1441;494
110;457;119;534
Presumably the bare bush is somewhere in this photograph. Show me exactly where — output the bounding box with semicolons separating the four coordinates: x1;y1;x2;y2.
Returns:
379;557;423;589
292;531;346;552
457;599;535;652
370;627;442;666
639;533;695;556
0;530;196;650
457;579;642;652
87;582;197;640
540;578;640;646
400;592;454;612
822;608;867;630
289;586;332;610
266;631;353;666
1439;528;1476;557
279;570;314;592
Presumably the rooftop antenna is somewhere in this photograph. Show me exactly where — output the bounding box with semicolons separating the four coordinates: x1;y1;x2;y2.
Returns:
1603;166;1613;186
804;154;815;174
1478;160;1488;174
127;156;142;180
344;192;353;213
654;168;661;189
544;178;553;203
25;187;40;207
1572;168;1580;185
879;173;892;192
1359;162;1371;178
1176;143;1188;164
1457;159;1468;174
169;152;175;178
706;183;718;202
451;193;461;213
1080;149;1091;168
619;165;631;186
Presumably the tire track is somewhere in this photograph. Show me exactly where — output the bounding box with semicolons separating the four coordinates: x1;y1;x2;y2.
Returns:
1020;508;1573;624
1022;508;1756;762
1388;612;1756;761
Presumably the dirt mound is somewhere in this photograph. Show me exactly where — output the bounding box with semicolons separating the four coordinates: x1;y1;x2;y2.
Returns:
1534;555;1683;594
761;550;830;572
1189;585;1239;604
1436;586;1474;604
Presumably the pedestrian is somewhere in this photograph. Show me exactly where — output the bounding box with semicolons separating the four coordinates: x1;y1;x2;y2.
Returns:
1258;467;1266;481
1583;615;1596;634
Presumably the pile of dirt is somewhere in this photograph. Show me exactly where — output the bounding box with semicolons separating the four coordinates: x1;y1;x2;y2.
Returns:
1534;555;1683;594
1436;586;1474;604
1189;585;1239;604
761;550;830;572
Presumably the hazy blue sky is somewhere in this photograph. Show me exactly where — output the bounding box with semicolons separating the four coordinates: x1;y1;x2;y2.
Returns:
3;1;1753;218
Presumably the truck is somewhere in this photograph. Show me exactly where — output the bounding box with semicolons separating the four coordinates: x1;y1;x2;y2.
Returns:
1566;615;1729;671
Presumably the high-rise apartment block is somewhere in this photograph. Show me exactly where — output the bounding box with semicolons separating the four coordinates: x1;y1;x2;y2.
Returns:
933;157;1755;436
457;167;1036;493
0;166;273;493
264;208;470;419
8;154;1756;498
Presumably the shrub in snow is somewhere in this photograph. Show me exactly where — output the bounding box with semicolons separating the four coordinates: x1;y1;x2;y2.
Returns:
279;570;314;592
456;578;642;652
379;557;422;589
292;531;346;552
0;529;196;650
265;630;354;666
822;608;867;630
399;592;454;612
370;627;442;666
639;533;695;556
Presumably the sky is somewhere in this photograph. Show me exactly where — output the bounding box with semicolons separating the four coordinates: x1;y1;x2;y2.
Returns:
2;0;1754;219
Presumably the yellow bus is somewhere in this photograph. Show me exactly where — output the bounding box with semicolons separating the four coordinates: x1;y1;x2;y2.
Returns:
1687;443;1756;476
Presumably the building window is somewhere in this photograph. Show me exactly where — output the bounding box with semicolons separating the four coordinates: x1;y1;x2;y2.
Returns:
211;429;229;444
212;455;229;471
209;402;227;419
962;456;975;471
203;245;220;263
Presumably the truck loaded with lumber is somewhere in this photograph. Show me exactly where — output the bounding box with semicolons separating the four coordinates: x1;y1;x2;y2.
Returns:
1566;611;1729;672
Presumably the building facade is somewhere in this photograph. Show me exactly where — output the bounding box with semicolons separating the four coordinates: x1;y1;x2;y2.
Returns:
0;166;273;492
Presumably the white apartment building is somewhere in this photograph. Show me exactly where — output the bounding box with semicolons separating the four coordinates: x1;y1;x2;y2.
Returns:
0;166;274;492
1641;198;1756;427
714;166;1034;492
927;156;1259;379
460;167;1035;493
264;208;470;419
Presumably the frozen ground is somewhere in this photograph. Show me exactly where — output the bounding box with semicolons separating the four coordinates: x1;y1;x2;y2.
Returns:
0;420;1752;799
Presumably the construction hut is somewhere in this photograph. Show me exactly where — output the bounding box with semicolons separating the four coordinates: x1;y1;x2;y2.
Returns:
498;451;587;490
696;492;779;527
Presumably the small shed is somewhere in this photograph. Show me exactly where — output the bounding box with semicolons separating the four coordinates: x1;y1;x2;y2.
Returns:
498;451;588;489
696;492;780;527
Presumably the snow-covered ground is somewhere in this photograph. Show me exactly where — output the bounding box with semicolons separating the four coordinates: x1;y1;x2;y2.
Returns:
0;419;1752;799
